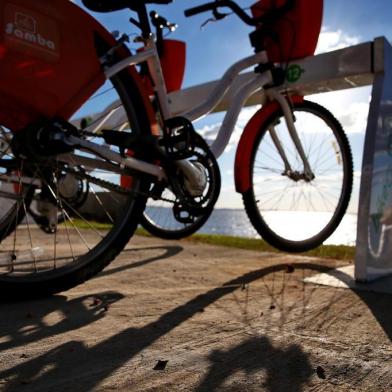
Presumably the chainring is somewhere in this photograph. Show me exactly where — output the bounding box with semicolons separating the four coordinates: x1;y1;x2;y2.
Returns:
166;133;220;224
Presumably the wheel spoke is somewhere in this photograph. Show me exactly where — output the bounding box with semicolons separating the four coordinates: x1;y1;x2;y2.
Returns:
245;101;352;251
0;72;152;297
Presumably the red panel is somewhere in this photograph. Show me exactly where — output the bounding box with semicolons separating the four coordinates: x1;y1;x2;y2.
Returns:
251;0;323;63
234;96;304;194
0;0;110;131
160;39;186;93
139;39;186;95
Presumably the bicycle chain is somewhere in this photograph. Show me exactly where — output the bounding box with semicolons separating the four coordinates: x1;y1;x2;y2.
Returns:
74;171;176;205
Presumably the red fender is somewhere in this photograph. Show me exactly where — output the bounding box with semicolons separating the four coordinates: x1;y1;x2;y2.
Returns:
0;0;158;135
234;95;304;194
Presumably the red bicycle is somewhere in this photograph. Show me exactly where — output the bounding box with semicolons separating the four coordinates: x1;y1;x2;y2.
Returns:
0;0;352;297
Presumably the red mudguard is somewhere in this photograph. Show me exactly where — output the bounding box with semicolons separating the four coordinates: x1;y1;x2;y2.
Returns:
0;0;155;132
234;95;304;194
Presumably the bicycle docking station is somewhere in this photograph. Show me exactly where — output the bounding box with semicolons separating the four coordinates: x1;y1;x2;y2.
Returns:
169;36;392;288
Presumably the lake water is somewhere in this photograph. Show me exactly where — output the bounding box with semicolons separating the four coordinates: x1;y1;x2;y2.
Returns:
144;207;358;246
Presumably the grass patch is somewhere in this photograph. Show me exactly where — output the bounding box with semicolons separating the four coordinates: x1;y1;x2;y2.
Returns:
135;227;151;237
68;224;354;261
135;228;355;261
188;234;355;260
60;219;113;230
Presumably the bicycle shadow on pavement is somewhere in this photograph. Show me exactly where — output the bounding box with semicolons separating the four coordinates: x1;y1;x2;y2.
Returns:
0;291;123;352
195;336;312;392
0;262;390;391
0;245;182;352
98;245;183;278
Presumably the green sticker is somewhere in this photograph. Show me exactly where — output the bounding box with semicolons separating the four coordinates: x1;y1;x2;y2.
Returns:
286;64;305;83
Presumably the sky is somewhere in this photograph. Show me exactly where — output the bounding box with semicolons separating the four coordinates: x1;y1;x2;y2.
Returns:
73;0;392;211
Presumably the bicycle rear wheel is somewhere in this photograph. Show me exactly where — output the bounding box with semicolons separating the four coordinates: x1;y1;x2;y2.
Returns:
0;127;32;241
0;70;152;298
242;100;353;252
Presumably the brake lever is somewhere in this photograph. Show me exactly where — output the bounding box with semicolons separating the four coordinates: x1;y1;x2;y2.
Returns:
200;8;229;29
213;8;228;20
200;17;216;29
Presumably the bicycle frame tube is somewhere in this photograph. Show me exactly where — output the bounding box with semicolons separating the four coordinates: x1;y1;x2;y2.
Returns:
67;136;167;181
183;51;269;121
101;39;312;179
103;37;172;119
104;48;155;78
210;72;271;158
144;40;171;120
102;41;272;161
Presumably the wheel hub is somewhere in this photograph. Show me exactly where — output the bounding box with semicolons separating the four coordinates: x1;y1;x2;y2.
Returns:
285;170;315;182
11;118;76;161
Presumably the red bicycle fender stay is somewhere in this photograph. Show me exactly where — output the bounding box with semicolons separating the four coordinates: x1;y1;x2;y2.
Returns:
234;95;304;194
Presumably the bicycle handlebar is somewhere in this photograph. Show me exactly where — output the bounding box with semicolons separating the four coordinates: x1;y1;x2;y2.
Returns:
184;0;295;27
184;2;218;18
185;0;257;25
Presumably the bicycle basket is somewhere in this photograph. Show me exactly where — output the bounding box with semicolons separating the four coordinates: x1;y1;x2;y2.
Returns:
160;39;186;93
139;39;186;94
251;0;323;63
0;0;110;131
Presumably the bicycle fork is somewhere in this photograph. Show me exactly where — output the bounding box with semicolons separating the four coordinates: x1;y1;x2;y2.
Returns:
266;90;315;182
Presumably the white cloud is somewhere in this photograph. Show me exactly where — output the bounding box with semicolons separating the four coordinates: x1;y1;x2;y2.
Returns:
316;28;360;54
311;89;371;134
196;106;259;152
335;101;370;134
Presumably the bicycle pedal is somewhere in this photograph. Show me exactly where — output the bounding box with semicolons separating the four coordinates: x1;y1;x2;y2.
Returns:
162;117;198;160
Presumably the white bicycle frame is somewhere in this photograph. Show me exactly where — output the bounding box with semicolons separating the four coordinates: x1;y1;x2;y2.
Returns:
68;35;313;183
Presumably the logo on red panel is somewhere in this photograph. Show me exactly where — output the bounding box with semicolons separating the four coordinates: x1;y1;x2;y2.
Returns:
4;4;60;59
15;12;36;33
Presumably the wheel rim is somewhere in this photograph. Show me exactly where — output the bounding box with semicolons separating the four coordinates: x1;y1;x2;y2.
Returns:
251;105;350;244
0;75;145;284
0;126;26;242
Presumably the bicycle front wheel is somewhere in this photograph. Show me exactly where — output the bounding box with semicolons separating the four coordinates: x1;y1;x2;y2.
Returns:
243;100;353;252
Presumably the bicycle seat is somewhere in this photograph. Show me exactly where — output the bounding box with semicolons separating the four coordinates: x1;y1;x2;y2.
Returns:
82;0;172;13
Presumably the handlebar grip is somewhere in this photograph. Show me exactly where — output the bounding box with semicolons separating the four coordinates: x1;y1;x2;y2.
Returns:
184;2;217;17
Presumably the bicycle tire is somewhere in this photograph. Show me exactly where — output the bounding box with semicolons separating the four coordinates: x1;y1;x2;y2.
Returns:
242;100;353;253
140;134;221;239
0;189;34;242
0;128;34;242
0;69;152;299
